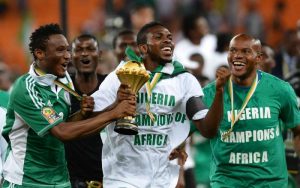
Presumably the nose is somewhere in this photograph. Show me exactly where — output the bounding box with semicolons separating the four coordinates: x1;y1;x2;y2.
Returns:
234;50;243;59
64;50;71;59
81;49;88;56
163;37;172;44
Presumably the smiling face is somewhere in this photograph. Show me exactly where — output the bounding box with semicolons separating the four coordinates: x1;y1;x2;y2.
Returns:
143;25;174;65
72;37;99;74
37;34;71;78
227;35;260;81
114;33;137;62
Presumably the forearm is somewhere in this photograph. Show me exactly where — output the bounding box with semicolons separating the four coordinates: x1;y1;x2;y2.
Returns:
194;90;223;138
90;101;118;118
175;166;185;188
67;111;87;122
51;110;115;141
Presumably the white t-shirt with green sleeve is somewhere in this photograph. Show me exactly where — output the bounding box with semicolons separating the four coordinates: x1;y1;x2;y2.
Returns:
93;61;205;188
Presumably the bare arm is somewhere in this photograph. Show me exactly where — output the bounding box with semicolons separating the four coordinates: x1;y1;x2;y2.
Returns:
292;126;300;155
193;67;230;138
50;99;136;141
193;90;224;138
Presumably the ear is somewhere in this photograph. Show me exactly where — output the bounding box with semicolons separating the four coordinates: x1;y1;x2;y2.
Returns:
138;44;148;56
255;52;262;65
98;50;102;58
34;49;45;61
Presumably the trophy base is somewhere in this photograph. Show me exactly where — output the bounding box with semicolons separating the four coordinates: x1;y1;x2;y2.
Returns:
114;117;138;135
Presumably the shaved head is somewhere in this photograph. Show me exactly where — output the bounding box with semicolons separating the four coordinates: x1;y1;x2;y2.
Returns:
230;34;261;55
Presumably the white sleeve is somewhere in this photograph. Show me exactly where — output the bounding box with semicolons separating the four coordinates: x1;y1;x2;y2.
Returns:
181;73;208;120
182;73;204;104
92;71;120;112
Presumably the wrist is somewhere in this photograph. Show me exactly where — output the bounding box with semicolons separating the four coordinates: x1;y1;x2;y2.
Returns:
79;110;88;119
108;108;119;120
216;88;224;95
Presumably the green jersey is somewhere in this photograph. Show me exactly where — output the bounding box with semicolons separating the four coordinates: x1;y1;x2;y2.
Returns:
0;90;9;108
203;71;300;188
2;65;72;188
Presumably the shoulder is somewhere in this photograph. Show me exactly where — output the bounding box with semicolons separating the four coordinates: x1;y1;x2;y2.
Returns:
10;74;42;104
203;81;216;93
0;90;9;99
261;72;292;92
176;72;199;84
10;74;31;95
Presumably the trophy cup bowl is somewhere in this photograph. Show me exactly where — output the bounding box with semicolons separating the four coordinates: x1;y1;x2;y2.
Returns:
114;60;150;135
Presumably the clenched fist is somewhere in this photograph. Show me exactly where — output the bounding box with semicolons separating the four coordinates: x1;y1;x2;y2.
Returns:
80;94;95;117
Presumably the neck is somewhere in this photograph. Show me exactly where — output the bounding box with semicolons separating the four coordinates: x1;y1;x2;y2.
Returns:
231;71;257;87
144;59;160;72
75;72;98;94
34;62;48;74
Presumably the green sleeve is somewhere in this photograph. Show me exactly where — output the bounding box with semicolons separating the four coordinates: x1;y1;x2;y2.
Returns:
190;121;197;135
11;77;64;136
280;83;300;129
202;81;216;108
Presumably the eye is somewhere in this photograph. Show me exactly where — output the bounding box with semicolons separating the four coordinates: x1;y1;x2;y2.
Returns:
87;47;96;52
153;34;162;39
243;49;252;54
229;48;236;53
75;48;83;53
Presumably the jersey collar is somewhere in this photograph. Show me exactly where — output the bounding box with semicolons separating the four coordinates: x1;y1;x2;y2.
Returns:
29;63;71;87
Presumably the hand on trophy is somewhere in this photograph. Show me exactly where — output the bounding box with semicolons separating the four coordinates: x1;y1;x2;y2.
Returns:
113;47;150;135
112;97;136;119
117;84;136;102
80;94;95;118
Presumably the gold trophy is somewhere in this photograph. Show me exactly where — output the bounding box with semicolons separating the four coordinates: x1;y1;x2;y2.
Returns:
114;60;150;135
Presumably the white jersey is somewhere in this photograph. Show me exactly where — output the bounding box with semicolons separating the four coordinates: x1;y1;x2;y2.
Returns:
0;107;8;183
93;62;204;188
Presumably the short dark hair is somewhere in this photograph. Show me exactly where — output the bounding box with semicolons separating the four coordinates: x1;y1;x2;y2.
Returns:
112;29;135;49
72;33;99;48
137;21;165;45
29;23;64;60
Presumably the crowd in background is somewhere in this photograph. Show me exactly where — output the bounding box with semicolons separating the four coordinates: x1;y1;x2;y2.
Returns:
0;0;300;188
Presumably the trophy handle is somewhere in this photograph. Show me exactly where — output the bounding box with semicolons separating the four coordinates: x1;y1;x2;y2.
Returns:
114;116;138;135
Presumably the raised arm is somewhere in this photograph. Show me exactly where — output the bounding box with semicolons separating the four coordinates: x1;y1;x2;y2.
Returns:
192;67;230;138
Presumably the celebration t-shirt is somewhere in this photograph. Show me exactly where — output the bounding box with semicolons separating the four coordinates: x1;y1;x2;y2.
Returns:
203;71;300;188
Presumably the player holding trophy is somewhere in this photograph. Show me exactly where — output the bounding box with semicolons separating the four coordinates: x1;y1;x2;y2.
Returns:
92;22;228;187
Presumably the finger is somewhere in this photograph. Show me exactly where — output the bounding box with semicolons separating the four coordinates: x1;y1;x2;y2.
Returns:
82;94;88;100
127;100;136;105
169;151;179;160
82;99;94;106
119;84;132;92
81;107;93;112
